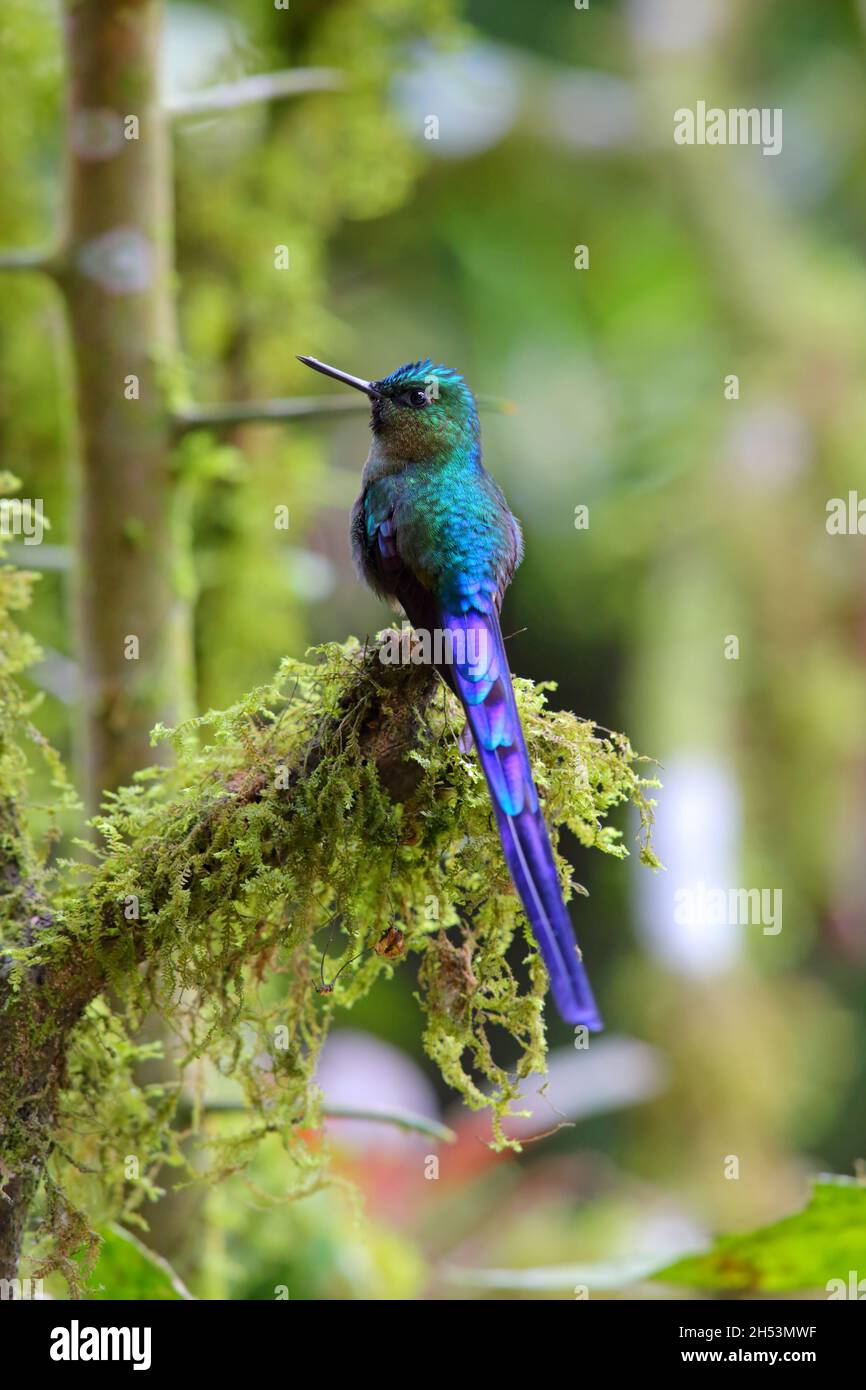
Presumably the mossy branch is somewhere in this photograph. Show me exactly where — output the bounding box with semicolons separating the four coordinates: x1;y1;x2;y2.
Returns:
0;638;657;1285
1;477;658;1285
0;641;436;1279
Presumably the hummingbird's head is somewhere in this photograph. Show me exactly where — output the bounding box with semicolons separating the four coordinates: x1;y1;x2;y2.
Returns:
297;355;479;463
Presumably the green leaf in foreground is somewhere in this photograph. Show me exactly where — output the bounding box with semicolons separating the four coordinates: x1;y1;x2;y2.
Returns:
653;1177;866;1293
84;1225;194;1301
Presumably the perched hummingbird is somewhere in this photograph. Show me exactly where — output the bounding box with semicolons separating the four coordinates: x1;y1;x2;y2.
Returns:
298;355;601;1029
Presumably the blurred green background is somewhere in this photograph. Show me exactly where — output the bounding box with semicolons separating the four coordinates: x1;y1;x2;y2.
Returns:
2;0;865;1298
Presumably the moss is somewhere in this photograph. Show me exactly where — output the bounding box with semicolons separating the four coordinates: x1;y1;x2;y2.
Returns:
0;475;660;1285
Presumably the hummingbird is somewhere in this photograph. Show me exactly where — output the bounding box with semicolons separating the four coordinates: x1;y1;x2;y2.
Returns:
297;355;602;1030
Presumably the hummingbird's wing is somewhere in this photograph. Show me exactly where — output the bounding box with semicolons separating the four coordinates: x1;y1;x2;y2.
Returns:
351;482;442;633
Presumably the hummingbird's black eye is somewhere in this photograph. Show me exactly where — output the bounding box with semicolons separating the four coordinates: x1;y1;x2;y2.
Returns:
406;388;429;409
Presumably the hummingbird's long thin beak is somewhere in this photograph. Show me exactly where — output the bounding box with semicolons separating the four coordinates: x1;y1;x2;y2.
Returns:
296;355;383;399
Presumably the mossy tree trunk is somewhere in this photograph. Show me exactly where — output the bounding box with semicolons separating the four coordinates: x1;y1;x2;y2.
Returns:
61;0;187;808
60;0;199;1273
